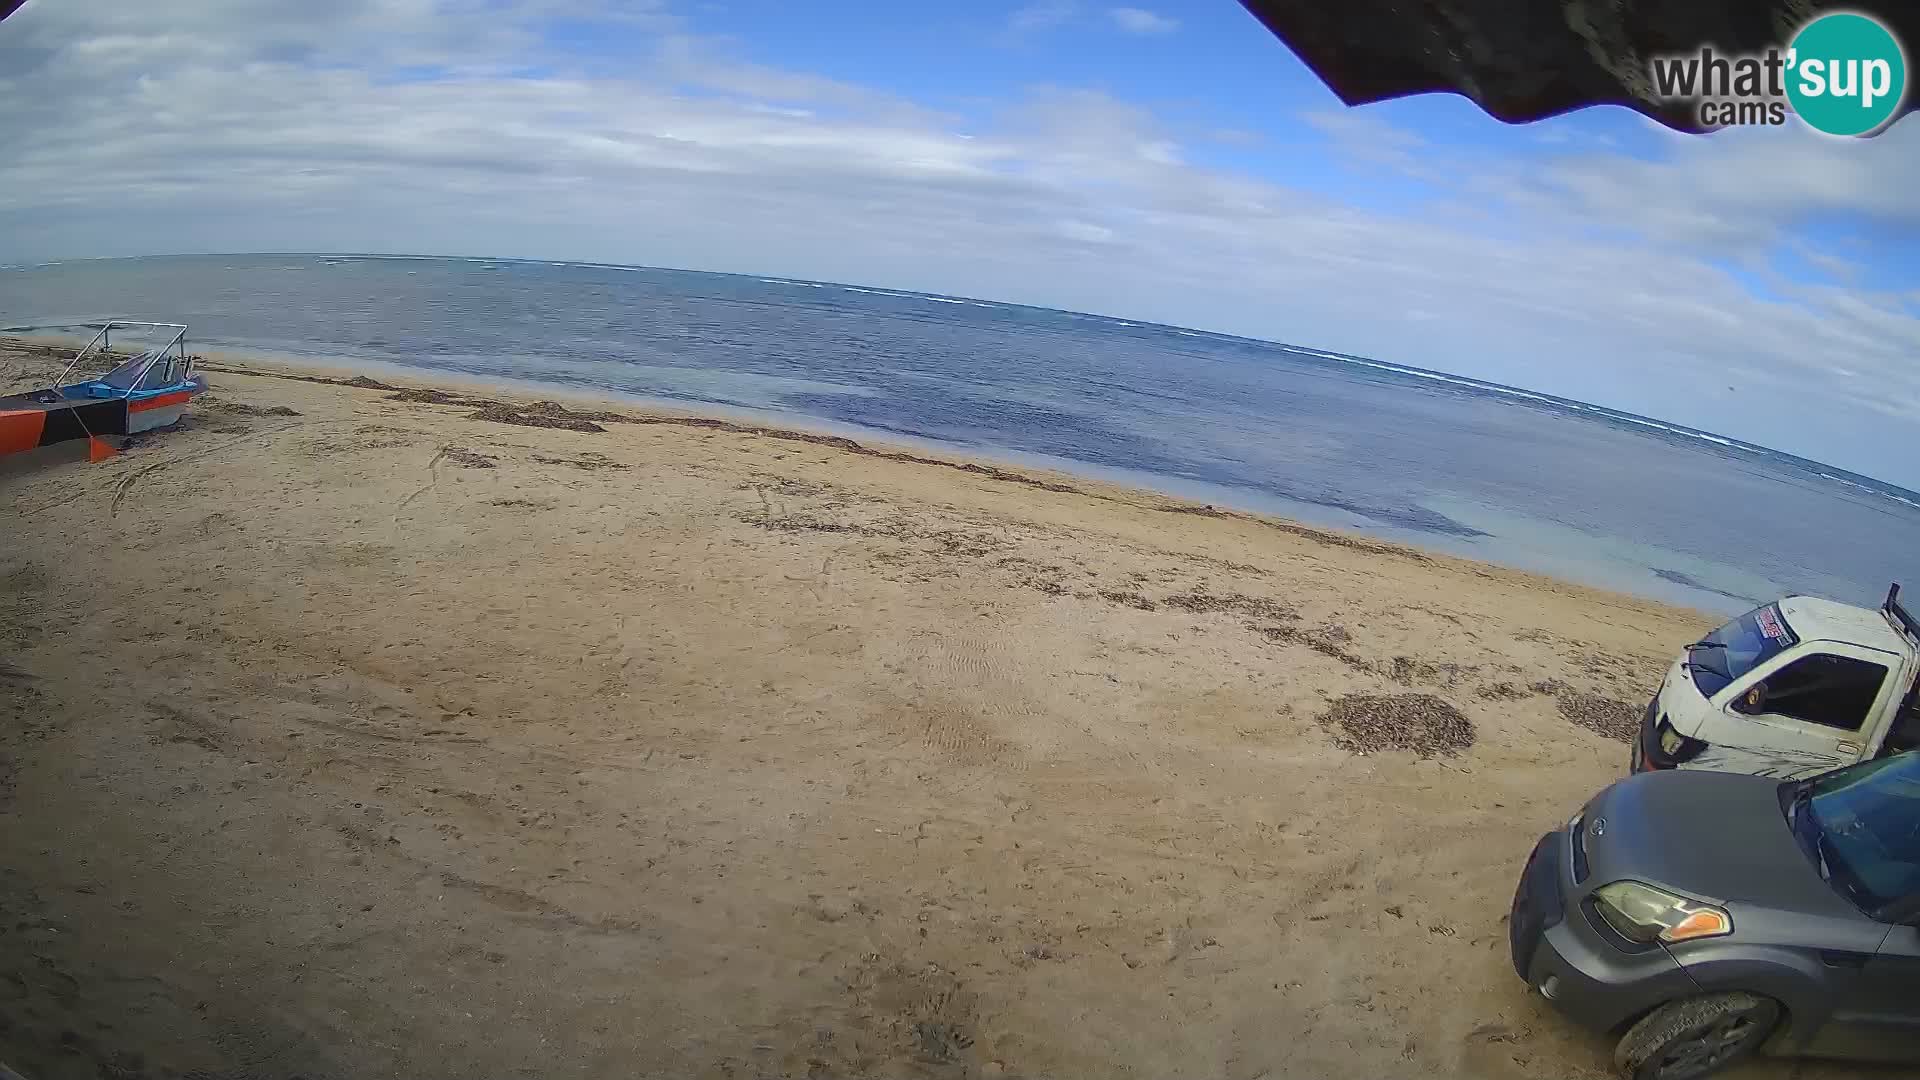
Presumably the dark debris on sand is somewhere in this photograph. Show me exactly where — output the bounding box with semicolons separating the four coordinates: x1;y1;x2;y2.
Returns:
1476;681;1528;701
385;388;615;432
203;399;301;418
443;447;497;469
1161;592;1298;621
1555;692;1640;743
532;453;630;471
469;402;606;433
1157;502;1428;562
1320;693;1475;758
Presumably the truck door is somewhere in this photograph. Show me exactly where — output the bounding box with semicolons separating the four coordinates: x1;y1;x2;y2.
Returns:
1702;646;1899;778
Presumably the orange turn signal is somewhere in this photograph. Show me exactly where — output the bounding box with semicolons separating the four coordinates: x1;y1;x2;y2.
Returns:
1661;909;1732;942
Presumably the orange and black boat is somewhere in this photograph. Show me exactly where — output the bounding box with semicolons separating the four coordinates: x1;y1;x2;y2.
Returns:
1;321;207;467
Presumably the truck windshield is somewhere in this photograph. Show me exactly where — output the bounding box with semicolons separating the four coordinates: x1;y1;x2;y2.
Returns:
1788;752;1920;916
1689;603;1797;696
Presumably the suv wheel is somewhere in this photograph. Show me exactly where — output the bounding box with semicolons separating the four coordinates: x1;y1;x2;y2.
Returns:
1614;992;1779;1080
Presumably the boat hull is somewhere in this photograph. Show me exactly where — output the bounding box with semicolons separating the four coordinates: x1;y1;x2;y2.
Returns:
0;377;207;461
128;388;198;433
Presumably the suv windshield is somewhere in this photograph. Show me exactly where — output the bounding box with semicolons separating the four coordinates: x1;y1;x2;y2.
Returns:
1689;603;1798;696
1788;752;1920;915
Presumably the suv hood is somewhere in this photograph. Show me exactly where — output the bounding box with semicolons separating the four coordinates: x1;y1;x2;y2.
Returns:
1585;770;1858;919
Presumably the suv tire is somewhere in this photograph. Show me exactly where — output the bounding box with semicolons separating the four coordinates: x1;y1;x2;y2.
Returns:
1614;992;1780;1080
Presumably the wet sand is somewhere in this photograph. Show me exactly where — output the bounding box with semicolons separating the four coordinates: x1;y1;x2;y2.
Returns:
1;343;1865;1079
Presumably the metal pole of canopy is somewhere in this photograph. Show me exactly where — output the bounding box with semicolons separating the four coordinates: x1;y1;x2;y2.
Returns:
51;324;110;388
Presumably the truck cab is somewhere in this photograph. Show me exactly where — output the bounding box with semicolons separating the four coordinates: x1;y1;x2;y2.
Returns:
1634;584;1920;780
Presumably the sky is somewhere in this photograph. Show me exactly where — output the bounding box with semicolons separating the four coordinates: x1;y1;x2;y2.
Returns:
2;0;1918;485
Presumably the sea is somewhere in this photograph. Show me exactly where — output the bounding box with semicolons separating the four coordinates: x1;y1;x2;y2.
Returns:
5;252;1918;616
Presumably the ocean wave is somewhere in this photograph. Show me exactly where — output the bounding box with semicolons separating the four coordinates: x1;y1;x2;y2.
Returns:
1288;344;1751;446
1605;413;1738;447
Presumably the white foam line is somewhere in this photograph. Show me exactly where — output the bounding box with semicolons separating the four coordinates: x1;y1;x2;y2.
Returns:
1287;344;1765;452
923;296;966;304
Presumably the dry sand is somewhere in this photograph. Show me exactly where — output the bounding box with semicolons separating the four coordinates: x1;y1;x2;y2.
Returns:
0;343;1866;1079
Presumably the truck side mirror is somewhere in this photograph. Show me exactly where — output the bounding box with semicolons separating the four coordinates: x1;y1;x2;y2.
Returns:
1732;684;1768;715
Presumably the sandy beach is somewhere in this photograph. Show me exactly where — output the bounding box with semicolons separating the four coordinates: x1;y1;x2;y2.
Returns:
1;342;1857;1079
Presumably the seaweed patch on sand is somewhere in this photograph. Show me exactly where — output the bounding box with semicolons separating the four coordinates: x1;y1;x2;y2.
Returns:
1554;692;1640;743
1318;693;1475;758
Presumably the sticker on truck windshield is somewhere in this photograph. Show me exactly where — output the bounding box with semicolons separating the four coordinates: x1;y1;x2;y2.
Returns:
1755;605;1795;644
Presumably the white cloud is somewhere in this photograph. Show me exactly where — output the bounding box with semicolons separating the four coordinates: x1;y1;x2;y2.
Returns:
1302;108;1436;176
1052;219;1117;243
1107;7;1178;35
1507;117;1920;257
1005;2;1077;37
1;0;1917;482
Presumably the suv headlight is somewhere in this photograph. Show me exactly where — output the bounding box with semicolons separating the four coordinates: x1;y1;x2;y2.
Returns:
1592;881;1731;944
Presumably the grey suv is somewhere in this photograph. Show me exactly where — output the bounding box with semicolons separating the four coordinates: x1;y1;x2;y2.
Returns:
1510;751;1920;1079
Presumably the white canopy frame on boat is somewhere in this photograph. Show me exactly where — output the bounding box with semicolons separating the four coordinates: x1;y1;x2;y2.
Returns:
50;321;194;398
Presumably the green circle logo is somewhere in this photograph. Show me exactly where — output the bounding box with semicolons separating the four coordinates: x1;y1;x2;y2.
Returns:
1786;12;1907;136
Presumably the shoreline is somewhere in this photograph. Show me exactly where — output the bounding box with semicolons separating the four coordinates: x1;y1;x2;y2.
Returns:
3;333;1726;615
187;348;1707;621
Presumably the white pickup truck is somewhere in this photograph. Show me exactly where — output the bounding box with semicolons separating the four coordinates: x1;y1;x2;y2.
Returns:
1633;584;1920;779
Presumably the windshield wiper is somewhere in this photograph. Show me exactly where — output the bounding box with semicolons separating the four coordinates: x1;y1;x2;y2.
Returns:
1685;653;1733;679
1687;640;1728;650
